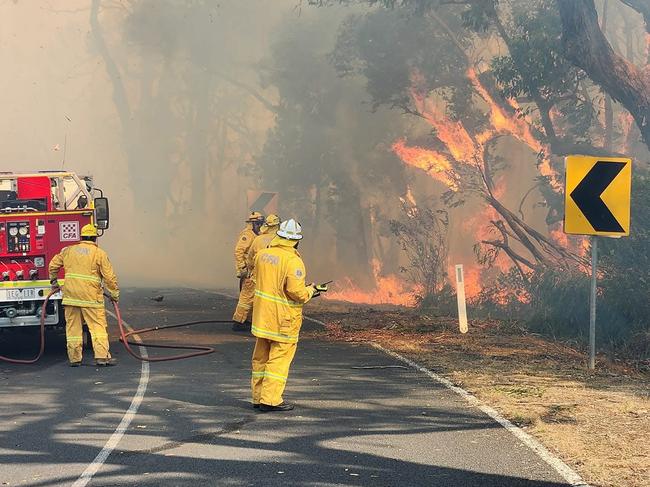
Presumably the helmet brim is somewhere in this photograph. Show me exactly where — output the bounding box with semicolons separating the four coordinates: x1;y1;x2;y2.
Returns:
277;231;303;240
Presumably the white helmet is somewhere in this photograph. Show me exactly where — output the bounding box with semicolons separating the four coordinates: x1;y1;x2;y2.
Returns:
277;218;303;240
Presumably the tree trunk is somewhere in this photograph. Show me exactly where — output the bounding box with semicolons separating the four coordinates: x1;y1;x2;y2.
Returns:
557;0;650;151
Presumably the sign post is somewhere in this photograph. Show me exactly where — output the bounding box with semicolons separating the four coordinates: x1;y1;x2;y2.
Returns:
564;155;632;370
589;237;597;370
455;264;468;334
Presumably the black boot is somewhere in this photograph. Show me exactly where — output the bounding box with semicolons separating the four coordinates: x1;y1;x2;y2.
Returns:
259;402;294;412
232;321;248;332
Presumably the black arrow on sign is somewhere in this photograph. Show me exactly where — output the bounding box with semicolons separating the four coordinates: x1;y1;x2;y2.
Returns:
570;161;626;232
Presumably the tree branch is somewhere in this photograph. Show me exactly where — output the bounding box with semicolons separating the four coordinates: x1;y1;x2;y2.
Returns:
557;0;650;149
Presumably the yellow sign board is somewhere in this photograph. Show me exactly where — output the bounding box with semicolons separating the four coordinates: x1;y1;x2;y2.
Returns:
564;155;631;236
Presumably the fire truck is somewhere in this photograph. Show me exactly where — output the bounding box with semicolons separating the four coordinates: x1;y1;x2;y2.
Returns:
0;171;109;329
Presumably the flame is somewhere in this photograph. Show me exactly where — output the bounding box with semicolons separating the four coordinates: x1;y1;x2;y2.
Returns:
467;68;542;154
405;185;417;206
550;228;569;248
324;258;422;306
392;139;458;190
460;266;482;298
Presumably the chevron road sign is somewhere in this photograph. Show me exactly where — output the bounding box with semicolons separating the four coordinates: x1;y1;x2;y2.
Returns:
563;155;632;370
247;190;279;215
564;156;632;236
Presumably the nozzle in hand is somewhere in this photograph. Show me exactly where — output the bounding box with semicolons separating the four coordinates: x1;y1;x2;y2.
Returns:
312;280;333;298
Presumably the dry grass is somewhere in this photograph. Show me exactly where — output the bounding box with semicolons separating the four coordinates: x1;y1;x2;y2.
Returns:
305;301;650;487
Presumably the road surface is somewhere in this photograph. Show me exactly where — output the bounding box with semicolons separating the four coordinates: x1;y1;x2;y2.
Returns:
0;288;577;486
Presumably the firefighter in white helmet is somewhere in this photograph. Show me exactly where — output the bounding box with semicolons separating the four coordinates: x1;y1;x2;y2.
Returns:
251;219;328;411
49;224;119;367
232;211;265;331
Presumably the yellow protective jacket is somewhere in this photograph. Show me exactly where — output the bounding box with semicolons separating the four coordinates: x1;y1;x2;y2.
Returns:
234;224;256;275
251;237;315;343
246;227;278;275
49;241;119;308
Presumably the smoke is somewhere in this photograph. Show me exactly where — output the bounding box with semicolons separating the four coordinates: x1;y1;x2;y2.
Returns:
0;0;299;288
2;0;647;300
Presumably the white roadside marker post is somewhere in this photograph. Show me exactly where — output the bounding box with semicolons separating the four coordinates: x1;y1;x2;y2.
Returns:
455;264;468;334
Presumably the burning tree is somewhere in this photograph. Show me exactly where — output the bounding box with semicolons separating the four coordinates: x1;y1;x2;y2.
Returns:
331;5;595;286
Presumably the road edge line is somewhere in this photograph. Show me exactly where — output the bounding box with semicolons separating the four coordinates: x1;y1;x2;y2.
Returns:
198;288;588;486
366;339;590;487
71;311;150;487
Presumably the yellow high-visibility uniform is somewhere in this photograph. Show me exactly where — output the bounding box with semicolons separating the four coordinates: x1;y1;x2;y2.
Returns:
251;237;315;406
246;226;278;276
234;224;255;277
232;224;257;324
49;241;119;363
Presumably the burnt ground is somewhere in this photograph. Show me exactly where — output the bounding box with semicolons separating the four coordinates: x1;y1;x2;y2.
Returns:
307;299;650;487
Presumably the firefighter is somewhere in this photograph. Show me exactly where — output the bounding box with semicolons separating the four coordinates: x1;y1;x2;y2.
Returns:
49;224;120;367
232;214;281;332
251;219;328;412
232;211;265;332
246;214;281;277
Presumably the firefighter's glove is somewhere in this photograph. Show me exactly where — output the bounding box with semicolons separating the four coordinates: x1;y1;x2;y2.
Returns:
50;279;60;293
236;268;247;279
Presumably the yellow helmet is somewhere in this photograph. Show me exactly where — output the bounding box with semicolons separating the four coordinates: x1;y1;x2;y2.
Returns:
246;211;264;223
265;214;280;227
81;224;98;238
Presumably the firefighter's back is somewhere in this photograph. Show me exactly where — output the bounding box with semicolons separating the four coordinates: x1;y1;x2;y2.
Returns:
251;245;303;343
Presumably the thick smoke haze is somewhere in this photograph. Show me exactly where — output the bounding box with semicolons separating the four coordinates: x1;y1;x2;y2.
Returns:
0;1;297;288
1;0;647;299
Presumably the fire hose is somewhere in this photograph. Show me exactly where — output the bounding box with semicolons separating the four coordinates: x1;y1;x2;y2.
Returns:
0;290;225;364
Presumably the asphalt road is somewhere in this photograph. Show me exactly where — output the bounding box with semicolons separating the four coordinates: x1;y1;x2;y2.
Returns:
0;288;576;486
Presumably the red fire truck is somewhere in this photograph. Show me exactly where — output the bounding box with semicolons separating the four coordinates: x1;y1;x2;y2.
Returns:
0;171;109;328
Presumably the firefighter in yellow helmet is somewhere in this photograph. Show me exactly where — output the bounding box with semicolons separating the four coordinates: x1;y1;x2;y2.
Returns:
49;224;120;367
251;219;328;412
231;214;282;333
232;211;265;331
246;214;281;278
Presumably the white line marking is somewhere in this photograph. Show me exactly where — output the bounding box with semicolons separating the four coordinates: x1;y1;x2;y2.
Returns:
368;342;590;487
72;311;149;487
198;288;589;485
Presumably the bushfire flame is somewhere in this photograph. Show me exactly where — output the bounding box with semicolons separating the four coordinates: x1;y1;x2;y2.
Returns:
392;139;458;190
324;259;422;306
335;66;561;306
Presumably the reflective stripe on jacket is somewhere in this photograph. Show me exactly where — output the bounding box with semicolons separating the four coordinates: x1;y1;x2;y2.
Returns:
234;224;255;274
49;241;119;308
251;237;314;344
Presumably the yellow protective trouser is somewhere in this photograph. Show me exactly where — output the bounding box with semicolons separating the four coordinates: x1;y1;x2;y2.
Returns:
233;277;255;323
251;338;297;406
64;306;111;363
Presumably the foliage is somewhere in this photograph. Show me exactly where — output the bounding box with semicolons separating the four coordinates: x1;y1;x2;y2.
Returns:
598;175;650;346
257;11;408;278
389;198;449;297
489;0;593;145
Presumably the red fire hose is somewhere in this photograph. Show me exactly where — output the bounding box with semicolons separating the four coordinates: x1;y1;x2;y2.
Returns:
0;292;50;364
0;290;226;364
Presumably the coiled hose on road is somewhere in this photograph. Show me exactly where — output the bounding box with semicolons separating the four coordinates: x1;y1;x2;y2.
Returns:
0;290;224;364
